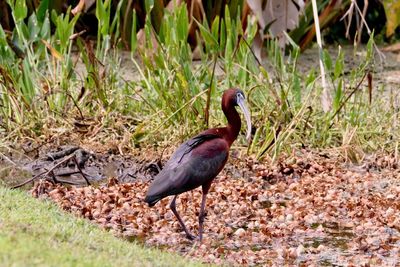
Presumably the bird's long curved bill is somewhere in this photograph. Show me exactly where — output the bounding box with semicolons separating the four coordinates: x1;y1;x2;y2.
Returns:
237;98;252;142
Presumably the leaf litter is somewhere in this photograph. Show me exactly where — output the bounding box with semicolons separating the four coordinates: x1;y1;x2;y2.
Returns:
27;149;400;266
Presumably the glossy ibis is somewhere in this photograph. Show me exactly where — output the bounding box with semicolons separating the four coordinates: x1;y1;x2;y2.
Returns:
145;88;251;241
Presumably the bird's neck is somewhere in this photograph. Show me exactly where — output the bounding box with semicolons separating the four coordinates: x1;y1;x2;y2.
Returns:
222;105;241;146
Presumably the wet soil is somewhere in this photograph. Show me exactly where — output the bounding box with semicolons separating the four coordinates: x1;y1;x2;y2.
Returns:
0;144;159;188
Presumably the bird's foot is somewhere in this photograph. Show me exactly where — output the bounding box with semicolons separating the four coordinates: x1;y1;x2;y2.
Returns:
185;232;205;242
185;232;197;241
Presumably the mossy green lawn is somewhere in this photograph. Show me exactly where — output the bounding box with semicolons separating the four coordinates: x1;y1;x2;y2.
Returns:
0;187;204;267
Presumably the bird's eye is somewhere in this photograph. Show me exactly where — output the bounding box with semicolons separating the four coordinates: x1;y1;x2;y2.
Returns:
236;92;245;100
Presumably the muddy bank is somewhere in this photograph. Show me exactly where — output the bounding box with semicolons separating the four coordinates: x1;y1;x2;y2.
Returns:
0;144;161;188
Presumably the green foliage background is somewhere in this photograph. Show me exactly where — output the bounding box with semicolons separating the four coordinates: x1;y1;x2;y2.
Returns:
0;0;399;160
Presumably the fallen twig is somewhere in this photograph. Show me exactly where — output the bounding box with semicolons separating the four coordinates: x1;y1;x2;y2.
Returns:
12;154;76;189
0;153;17;166
73;156;91;185
49;170;58;184
75;149;91;168
11;170;48;189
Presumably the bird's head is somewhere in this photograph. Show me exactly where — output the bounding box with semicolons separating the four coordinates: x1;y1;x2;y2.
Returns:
222;88;252;142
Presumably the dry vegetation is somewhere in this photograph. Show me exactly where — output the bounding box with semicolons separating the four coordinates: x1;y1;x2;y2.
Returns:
31;150;400;266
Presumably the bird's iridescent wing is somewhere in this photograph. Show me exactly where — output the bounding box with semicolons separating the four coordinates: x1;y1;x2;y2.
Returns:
145;134;228;206
168;133;221;167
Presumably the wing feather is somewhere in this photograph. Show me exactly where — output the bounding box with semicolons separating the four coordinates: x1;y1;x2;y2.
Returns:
145;134;228;206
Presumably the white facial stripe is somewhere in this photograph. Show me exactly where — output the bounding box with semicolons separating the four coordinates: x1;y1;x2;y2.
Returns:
236;95;252;142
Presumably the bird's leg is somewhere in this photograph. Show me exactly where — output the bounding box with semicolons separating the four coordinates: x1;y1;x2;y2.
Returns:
198;182;211;242
198;192;207;242
170;195;195;240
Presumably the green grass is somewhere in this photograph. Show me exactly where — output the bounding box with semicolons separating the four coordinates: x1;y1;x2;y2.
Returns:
0;1;398;162
0;187;204;267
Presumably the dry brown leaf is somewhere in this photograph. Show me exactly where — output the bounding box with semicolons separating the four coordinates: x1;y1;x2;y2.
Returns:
30;152;400;266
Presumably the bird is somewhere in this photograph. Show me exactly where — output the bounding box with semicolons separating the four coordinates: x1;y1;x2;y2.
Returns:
144;88;251;241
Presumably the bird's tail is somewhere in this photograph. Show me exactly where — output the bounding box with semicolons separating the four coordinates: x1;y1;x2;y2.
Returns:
144;194;161;207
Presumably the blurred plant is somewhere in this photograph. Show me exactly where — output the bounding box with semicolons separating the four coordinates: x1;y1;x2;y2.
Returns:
382;0;400;38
